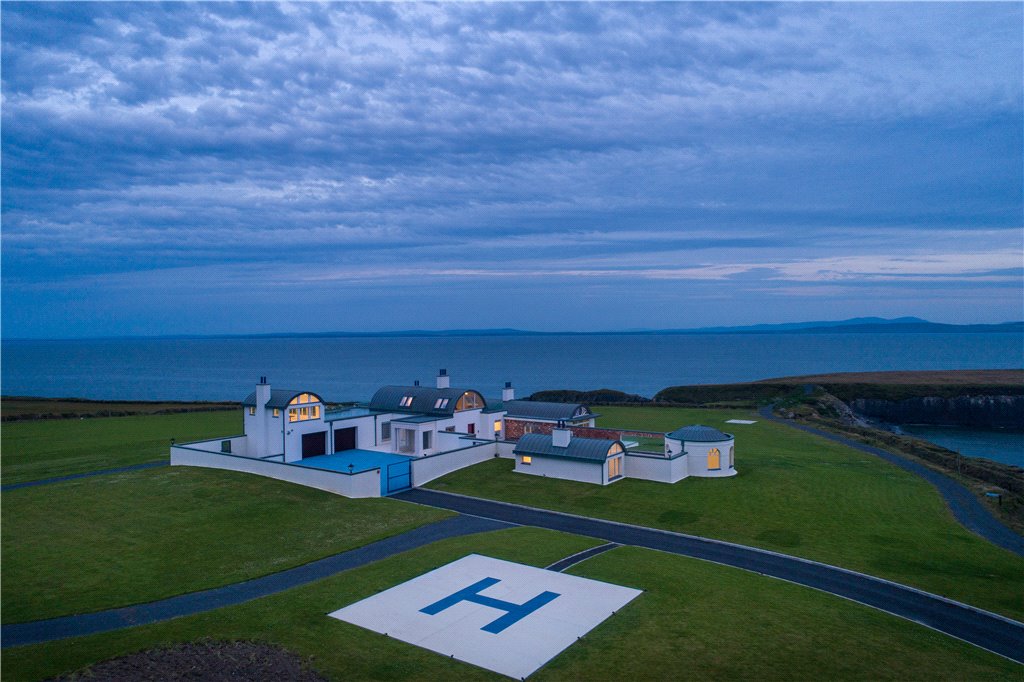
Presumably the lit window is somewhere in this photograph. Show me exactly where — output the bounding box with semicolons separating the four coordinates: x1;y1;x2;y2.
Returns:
311;405;320;419
608;456;622;479
708;447;721;470
289;409;298;423
608;442;623;455
300;407;309;419
381;422;391;441
455;392;483;411
248;407;256;416
423;431;432;449
521;455;532;465
299;393;309;404
272;408;280;418
493;421;501;433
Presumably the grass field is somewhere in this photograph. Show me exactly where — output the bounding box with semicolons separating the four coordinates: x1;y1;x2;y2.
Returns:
1;467;450;623
3;527;1018;682
427;406;1024;620
1;410;240;485
1;397;236;420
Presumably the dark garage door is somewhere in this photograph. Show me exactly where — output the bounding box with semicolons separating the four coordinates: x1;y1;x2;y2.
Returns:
334;427;357;452
302;431;327;458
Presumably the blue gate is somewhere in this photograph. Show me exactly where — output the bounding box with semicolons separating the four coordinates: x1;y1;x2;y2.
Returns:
385;459;411;494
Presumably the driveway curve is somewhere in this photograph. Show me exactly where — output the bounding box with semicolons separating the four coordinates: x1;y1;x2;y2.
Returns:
758;406;1024;557
395;489;1024;665
1;515;510;649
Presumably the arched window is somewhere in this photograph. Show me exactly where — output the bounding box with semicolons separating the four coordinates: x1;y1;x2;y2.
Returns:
708;447;721;470
455;391;484;411
607;442;624;456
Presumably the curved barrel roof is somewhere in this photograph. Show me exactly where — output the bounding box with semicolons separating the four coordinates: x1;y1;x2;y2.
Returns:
369;385;485;416
666;424;733;442
502;400;593;421
513;433;622;462
242;389;323;409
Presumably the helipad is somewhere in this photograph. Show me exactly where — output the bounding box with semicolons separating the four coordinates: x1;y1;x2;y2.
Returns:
328;554;642;679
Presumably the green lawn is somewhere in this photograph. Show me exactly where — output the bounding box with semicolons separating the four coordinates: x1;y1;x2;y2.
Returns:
1;466;450;623
1;411;240;484
4;527;1017;682
427;406;1024;620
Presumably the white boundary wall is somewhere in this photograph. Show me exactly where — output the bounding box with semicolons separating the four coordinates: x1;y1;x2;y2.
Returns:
410;441;498;487
171;445;381;498
624;452;689;483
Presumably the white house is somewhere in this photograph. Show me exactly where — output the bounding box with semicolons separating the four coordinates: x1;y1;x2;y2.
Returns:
513;427;625;485
172;371;738;496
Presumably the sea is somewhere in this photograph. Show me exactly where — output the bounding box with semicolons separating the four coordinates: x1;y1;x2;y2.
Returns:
3;332;1022;463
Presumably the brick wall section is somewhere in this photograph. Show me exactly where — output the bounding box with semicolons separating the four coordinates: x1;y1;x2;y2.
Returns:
504;418;663;443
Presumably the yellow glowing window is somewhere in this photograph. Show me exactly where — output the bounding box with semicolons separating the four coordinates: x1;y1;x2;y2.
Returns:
521;455;532;465
300;393;309;404
608;456;622;479
311;405;320;419
272;408;280;418
300;407;309;419
289;409;298;423
456;392;484;411
494;421;502;433
708;447;721;470
608;443;623;455
248;407;256;416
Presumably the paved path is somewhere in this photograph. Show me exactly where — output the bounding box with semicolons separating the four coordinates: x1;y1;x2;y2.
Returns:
395;489;1024;664
757;406;1024;557
1;461;169;492
545;543;620;572
1;515;510;649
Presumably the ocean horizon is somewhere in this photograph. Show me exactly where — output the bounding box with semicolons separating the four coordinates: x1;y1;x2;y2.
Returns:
3;331;1021;403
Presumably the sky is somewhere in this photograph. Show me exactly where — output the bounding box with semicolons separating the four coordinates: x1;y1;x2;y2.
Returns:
2;2;1022;338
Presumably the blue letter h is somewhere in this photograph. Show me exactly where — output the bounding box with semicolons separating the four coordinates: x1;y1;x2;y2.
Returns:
420;577;560;634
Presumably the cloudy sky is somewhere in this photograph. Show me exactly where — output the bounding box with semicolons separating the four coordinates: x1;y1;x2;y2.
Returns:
2;2;1021;338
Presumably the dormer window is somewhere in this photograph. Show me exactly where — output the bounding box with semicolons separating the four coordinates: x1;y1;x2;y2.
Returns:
455;391;484;411
400;396;414;408
433;398;449;409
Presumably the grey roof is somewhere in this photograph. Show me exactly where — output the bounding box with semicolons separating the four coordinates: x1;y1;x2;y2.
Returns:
368;385;486;416
242;389;324;409
502;400;594;421
513;433;622;462
666;424;733;442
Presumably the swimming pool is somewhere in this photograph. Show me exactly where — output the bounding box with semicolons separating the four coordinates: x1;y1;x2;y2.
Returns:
297;450;413;495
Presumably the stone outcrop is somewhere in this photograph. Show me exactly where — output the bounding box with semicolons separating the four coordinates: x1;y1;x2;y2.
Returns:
849;395;1024;429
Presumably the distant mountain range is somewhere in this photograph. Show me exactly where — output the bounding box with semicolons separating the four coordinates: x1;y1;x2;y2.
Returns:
145;317;1022;340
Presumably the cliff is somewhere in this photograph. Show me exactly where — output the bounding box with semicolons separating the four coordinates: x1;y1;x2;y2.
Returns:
849;395;1024;429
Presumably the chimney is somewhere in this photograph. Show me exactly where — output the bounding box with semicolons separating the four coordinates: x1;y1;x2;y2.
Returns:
502;381;515;402
436;368;450;389
552;420;571;448
414;380;420;387
255;377;271;408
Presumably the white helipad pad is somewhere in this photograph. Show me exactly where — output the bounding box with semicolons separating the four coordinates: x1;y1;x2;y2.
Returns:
328;554;641;679
726;419;758;424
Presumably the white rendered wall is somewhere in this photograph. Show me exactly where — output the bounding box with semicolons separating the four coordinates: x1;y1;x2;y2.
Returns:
170;446;381;497
514;455;604;485
683;439;737;477
410;442;499;486
176;435;250;458
496;441;517;458
623;452;689;483
283;409;329;462
326;415;377;452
